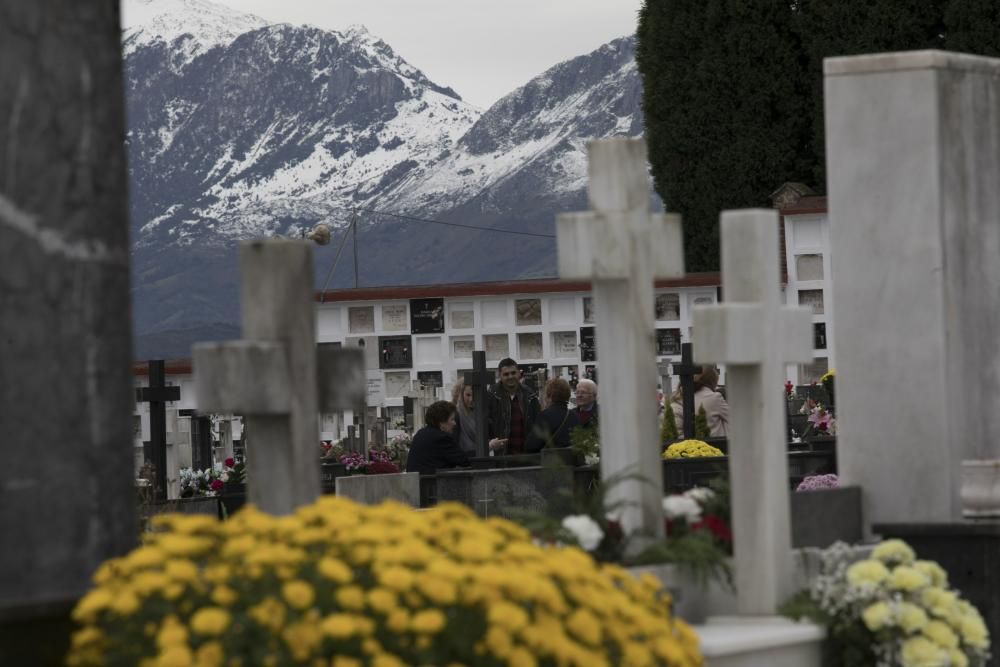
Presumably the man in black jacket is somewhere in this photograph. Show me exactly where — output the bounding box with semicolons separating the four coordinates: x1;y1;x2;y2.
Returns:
405;401;470;475
487;358;541;455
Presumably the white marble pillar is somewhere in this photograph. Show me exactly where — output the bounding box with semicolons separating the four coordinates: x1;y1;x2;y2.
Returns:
825;51;1000;522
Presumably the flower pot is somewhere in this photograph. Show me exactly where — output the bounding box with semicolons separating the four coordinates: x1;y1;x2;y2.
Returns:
626;563;736;624
961;459;1000;518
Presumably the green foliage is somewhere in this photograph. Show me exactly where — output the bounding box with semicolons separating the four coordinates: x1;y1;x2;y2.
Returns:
694;404;711;440
637;0;1000;272
660;400;678;446
569;425;600;460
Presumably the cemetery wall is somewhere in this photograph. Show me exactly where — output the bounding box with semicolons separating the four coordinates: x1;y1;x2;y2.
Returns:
778;194;835;382
130;200;837;441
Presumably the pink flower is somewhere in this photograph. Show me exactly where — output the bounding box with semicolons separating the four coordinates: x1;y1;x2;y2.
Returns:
224;458;235;468
210;479;224;491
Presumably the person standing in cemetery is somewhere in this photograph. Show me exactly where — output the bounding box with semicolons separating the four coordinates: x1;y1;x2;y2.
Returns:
405;401;471;475
488;358;541;455
571;378;599;430
526;378;581;451
671;366;729;437
451;380;506;455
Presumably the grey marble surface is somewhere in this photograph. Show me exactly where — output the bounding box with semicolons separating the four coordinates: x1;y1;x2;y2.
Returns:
826;50;1000;524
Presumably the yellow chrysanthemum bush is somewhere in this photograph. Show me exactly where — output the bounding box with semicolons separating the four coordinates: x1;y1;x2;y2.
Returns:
781;540;989;667
67;496;703;667
662;440;723;460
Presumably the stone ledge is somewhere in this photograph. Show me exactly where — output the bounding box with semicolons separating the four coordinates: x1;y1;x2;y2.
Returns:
695;616;824;667
825;50;1000;77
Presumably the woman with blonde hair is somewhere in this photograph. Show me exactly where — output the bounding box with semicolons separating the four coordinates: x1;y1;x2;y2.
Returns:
451;378;504;455
670;365;729;437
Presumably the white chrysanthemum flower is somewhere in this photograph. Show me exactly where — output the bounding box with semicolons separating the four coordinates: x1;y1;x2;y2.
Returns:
561;515;604;552
662;495;703;523
685;487;715;503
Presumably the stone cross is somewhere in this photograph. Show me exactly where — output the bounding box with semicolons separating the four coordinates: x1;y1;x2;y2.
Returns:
825;51;1000;523
403;381;438;430
135;360;181;501
656;360;673;397
671;343;700;439
691;209;813;615
557;137;685;536
463;350;493;457
194;241;365;515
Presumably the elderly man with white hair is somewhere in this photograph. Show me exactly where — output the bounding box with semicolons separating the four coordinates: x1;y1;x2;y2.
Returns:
571;378;599;430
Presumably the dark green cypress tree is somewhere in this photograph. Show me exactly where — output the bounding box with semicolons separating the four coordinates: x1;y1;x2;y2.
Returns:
636;0;1000;273
695;404;711;440
660;400;678;445
636;0;813;272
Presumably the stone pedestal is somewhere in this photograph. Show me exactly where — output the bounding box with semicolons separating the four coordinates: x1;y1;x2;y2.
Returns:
826;51;1000;523
696;618;824;667
335;472;420;507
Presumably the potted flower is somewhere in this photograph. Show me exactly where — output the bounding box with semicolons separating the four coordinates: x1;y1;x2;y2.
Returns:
67;497;703;666
782;539;990;666
662;439;725;459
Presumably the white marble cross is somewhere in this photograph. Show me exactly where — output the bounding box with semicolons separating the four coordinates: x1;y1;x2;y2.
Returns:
557;138;685;536
691;209;813;615
193;241;365;515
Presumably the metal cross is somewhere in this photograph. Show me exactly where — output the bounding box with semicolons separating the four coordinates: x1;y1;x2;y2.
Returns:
135;360;181;501
672;343;700;439
463;350;494;457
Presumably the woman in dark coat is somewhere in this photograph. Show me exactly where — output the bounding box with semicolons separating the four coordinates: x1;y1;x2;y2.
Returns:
525;378;581;452
405;400;471;475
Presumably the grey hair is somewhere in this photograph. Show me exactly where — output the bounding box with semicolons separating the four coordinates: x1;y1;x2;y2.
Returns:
576;378;597;395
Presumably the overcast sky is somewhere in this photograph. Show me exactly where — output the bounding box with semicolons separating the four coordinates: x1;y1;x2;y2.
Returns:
215;1;643;109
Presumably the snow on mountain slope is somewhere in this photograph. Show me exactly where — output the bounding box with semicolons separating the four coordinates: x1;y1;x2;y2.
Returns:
121;0;645;344
122;0;270;60
377;37;642;216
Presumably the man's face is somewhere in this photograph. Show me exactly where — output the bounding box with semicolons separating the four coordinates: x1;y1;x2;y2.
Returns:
575;385;596;408
499;365;520;392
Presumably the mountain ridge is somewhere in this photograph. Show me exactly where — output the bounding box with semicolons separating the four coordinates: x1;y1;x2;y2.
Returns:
123;0;645;356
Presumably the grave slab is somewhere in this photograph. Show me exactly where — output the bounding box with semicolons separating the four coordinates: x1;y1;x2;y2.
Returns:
335;472;420;507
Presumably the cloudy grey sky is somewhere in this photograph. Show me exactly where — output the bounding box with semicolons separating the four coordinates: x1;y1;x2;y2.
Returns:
216;1;643;109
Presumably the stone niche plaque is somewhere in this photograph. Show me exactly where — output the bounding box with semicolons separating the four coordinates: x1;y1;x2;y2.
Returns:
799;289;824;315
584;365;598;384
449;302;475;329
366;371;385;406
579;327;596;362
796;253;824;281
382;304;408;331
484;334;509;362
813;322;827;350
689;293;715;310
515;298;542;326
551;331;577;358
549;297;576;325
582;297;594;323
518;332;543;360
417;371;443;389
378;335;412;369
451;336;474;359
656;328;681;356
410;298;445;334
316;308;342;335
384;371;412;398
348;306;375;334
655;293;680;321
482;301;509;328
415;336;443;364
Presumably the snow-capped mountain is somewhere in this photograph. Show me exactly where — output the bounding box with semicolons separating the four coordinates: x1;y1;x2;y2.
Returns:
123;0;644;357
